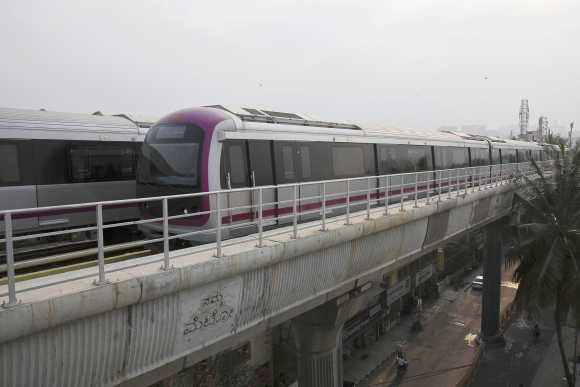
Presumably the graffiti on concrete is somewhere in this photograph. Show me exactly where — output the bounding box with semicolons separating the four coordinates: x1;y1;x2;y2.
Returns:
183;289;235;336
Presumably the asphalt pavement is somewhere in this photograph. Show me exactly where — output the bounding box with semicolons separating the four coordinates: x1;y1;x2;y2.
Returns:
343;263;518;387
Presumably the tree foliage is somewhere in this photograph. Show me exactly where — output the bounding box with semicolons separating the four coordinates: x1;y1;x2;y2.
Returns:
506;143;580;386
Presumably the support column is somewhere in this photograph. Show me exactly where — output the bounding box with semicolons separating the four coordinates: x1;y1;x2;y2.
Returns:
249;331;272;367
482;219;505;340
292;290;374;387
293;302;344;387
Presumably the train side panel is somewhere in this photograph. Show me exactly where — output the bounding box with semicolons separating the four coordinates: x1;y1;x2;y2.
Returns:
0;185;38;233
36;181;138;228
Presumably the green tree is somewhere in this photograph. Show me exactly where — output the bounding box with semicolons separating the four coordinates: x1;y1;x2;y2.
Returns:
507;143;580;387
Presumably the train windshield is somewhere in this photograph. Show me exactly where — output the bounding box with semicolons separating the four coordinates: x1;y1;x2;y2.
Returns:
138;123;204;187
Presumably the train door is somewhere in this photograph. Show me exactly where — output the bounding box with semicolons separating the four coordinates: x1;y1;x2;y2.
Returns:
0;141;38;234
296;142;325;223
273;142;300;225
221;140;253;235
247;140;276;228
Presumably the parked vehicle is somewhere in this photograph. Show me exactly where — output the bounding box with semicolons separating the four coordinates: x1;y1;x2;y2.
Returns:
472;275;484;290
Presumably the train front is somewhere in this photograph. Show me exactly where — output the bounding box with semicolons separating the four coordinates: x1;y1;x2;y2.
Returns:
136;107;231;242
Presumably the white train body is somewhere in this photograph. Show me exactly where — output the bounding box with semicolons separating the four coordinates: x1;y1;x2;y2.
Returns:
136;106;551;242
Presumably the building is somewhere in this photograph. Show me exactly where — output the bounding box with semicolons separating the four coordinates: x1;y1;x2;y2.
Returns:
519;99;529;140
538;116;548;143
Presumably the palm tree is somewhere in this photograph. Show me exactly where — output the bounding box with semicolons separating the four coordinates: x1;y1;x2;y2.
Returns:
506;143;580;387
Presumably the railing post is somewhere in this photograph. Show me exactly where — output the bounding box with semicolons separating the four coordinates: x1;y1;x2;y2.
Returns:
94;204;106;285
384;176;389;215
321;182;326;231
346;179;351;224
438;171;441;202
2;212;18;307
464;168;468;196
426;172;431;204
161;198;170;270
447;172;452;199
400;178;405;212
215;192;222;258
292;184;298;238
366;178;371;219
414;173;418;208
257;187;263;247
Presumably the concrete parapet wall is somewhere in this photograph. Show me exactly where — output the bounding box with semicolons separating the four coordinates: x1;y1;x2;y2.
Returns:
0;185;515;387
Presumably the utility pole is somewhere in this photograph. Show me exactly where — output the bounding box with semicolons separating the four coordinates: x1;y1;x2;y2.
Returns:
569;122;574;148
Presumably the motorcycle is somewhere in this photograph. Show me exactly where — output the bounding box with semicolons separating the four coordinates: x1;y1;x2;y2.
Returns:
396;355;408;376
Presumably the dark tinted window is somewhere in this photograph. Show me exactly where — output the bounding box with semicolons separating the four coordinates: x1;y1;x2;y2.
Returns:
248;141;274;186
0;142;20;184
332;143;375;178
491;149;500;165
378;144;432;174
70;143;136;182
333;145;364;177
502;149;517;163
147;124;203;144
470;148;490;166
221;141;249;188
299;145;312;179
34;140;68;184
434;146;469;169
517;149;530;162
274;142;298;183
303;142;331;180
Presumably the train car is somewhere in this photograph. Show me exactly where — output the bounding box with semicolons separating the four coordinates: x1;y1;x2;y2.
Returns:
0;107;149;237
136;106;545;242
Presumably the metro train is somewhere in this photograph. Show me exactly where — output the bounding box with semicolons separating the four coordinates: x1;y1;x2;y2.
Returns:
137;106;557;242
0;108;150;238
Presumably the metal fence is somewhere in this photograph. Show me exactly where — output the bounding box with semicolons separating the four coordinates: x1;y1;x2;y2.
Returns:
0;161;550;307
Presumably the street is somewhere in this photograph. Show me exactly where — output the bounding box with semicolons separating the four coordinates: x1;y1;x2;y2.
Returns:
349;263;518;387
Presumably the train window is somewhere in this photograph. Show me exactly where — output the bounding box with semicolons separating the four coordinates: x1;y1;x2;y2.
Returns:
516;149;530;162
491;149;500;165
282;145;296;180
69;144;136;182
33;141;68;184
227;143;249;187
433;147;469;170
502;149;517;164
0;143;20;184
299;145;312;179
273;142;300;183
248;141;274;186
470;148;490;166
332;145;365;177
378;145;432;174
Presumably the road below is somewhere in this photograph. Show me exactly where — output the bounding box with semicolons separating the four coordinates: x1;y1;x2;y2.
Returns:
358;263;518;387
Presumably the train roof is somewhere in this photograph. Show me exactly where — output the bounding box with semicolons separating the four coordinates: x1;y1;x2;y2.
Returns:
0;107;146;142
208;106;488;148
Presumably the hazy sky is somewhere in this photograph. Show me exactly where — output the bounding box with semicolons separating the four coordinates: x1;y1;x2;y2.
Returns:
1;1;578;134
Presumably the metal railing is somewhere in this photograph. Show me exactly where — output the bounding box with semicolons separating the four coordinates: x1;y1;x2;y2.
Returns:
0;161;550;307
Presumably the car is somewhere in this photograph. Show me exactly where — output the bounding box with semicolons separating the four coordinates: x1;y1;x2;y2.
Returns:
472;275;484;289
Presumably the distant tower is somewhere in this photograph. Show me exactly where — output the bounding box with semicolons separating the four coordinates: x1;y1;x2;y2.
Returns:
538;116;548;143
519;99;529;140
